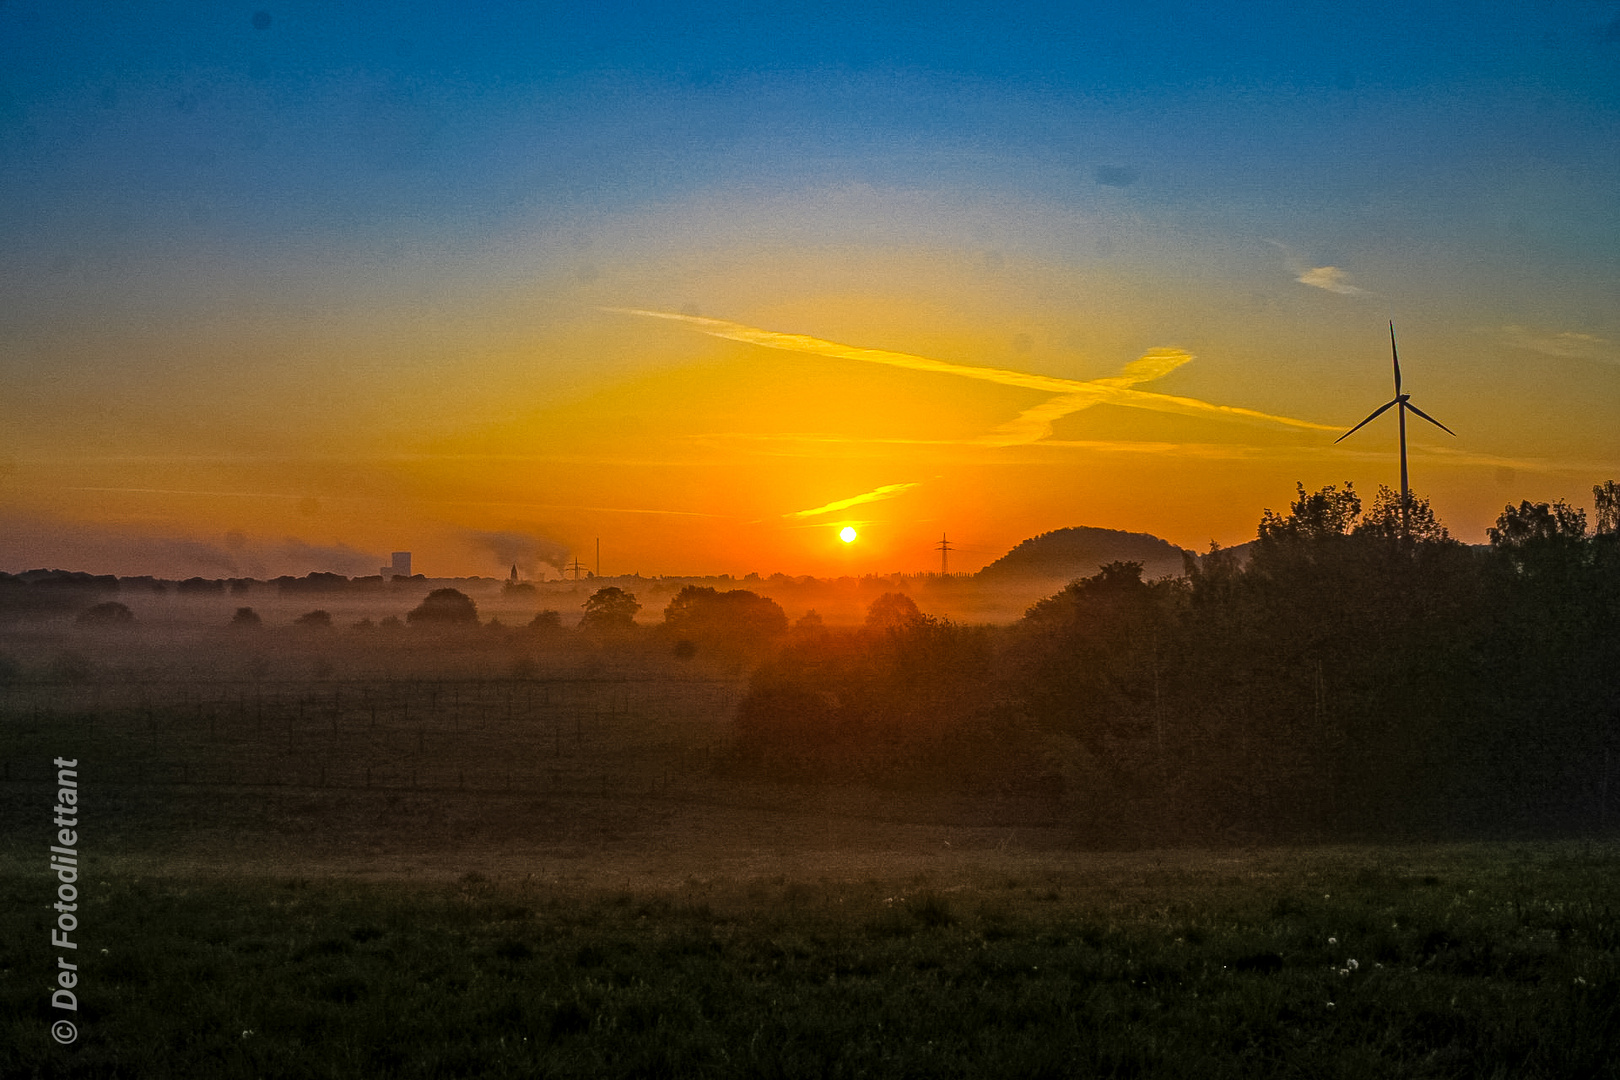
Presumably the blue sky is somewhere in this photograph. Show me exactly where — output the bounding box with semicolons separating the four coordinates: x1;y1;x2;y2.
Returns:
2;2;1617;576
6;2;1615;249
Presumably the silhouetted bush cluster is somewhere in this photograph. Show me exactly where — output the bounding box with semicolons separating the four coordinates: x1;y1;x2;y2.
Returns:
736;599;1010;786
407;588;479;625
734;482;1620;843
661;586;787;659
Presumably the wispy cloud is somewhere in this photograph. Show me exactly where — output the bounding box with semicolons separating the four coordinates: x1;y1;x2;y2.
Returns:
448;500;730;518
1501;325;1616;363
610;309;1337;446
608;307;1082;393
62;486;312;499
785;482;919;519
683;430;1617;475
1297;266;1364;295
1266;240;1371;297
980;348;1198;445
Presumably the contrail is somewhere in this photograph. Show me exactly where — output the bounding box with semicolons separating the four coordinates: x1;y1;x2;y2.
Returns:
785;482;919;519
608;308;1338;444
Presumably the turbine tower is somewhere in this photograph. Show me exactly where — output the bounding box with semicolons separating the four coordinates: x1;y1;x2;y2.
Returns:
1334;322;1456;536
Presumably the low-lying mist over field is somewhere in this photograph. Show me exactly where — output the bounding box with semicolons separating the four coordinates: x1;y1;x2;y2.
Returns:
4;484;1617;1075
4;483;1617;848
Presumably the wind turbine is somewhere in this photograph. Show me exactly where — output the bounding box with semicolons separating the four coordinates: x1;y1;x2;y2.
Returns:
1334;322;1456;537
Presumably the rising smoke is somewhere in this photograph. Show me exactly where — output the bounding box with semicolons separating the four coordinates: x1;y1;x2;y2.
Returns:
465;529;571;579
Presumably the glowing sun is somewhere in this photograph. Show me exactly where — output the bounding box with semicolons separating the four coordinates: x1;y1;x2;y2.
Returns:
839;526;858;543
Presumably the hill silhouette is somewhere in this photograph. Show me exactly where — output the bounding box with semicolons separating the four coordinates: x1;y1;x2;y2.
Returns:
977;526;1192;582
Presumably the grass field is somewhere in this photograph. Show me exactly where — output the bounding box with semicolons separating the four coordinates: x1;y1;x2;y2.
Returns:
2;630;1618;1076
3;845;1618;1078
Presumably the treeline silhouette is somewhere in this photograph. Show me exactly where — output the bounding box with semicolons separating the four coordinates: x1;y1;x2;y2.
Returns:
736;482;1620;844
0;569;428;615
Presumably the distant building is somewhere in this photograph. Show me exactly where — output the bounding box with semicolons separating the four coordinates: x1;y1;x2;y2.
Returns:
383;552;411;579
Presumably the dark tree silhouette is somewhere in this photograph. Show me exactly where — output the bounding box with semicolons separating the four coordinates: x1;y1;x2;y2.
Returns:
729;478;1620;843
864;592;922;632
231;607;262;627
662;586;787;654
1258;481;1361;542
1595;481;1620;537
1489;499;1588;562
580;586;640;631
407;588;479;625
294;610;333;628
1356;485;1449;542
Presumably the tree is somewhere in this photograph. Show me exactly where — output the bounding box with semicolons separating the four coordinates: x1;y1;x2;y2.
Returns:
1488;499;1589;577
864;592;922;632
294;610;333;628
1257;482;1361;543
407;588;479;625
1354;485;1450;543
580;586;640;631
1489;499;1587;548
231;606;262;627
1593;480;1619;537
1015;561;1168;769
792;609;828;643
661;586;787;652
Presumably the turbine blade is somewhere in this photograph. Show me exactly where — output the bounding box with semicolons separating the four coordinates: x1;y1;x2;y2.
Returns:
1404;401;1456;436
1390;321;1402;395
1334;398;1400;443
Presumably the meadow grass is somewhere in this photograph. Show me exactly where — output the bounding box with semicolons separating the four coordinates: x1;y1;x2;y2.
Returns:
3;647;1618;1076
3;846;1617;1078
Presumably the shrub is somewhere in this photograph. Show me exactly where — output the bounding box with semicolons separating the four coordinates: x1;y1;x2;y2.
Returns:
407;588;479;626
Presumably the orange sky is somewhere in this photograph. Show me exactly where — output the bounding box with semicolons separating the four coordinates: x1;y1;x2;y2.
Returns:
5;214;1616;579
2;8;1616;579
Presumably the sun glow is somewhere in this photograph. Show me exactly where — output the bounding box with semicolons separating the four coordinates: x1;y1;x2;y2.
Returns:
839;526;858;543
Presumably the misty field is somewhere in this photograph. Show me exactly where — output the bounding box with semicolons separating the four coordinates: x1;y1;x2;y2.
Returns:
3;511;1618;1080
1;645;1618;1077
